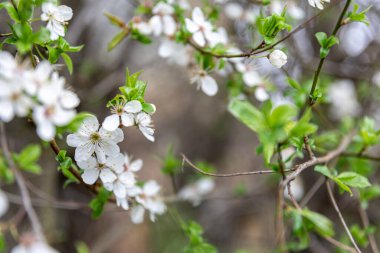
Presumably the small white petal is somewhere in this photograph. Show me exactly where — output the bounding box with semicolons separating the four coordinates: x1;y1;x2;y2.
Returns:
100;168;117;183
200;76;218;96
82;168;100;185
121;113;135;127
131;205;145;224
192;31;206;47
124;100;142;113
102;114;120;131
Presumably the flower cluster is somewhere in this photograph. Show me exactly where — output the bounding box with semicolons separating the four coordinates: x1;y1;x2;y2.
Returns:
121;1;292;99
103;100;156;142
177;178;215;206
0;52;80;141
67;116;165;223
41;3;73;40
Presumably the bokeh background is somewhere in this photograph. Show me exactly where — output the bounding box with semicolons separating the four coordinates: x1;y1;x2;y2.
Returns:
2;0;380;252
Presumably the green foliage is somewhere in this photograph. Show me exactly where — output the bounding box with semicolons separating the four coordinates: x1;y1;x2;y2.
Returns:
182;221;217;253
300;209;335;237
12;144;42;174
161;145;182;175
0;2;20;22
47;37;83;72
315;32;339;59
315;165;371;196
108;29;129;51
257;11;291;45
358;117;380;147
75;241;90;253
286;209;310;251
56;150;80;186
0;232;5;252
359;185;380;209
89;187;112;219
346;4;371;25
228;99;317;163
0;154;14;183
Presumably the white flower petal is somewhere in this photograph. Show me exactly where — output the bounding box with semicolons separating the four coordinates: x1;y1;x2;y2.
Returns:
124;100;142;113
102;114;120;131
131;205;145;224
201;75;218;96
100;168;117;183
81;168;99;185
192;31;206;47
121;113;134;127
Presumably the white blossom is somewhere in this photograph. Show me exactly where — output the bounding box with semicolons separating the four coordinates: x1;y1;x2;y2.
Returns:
328;80;361;119
224;3;243;20
308;0;330;9
158;39;190;66
41;2;73;40
135;112;155;142
268;50;287;68
255;87;269;101
77;154;124;185
11;235;58;253
185;7;214;47
67;116;124;163
131;180;166;223
132;20;152;35
149;2;176;36
103;154;143;199
0;80;33;122
236;62;263;87
178;178;215;206
0;189;9;218
191;70;218;96
102;100;142;131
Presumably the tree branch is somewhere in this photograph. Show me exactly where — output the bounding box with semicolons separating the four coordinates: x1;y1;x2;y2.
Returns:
0;123;46;242
326;181;362;253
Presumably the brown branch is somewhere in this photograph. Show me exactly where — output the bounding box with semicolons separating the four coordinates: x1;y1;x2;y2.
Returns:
0;123;46;242
326;181;362;253
187;1;340;59
276;132;355;247
181;154;292;177
323;235;357;253
49;139;98;195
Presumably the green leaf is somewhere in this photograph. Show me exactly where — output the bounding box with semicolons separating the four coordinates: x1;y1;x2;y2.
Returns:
61;53;73;74
17;144;41;168
0;2;20;22
89;187;112;219
336;172;371;188
161;145;182;175
315;32;327;46
108;29;129;51
76;242;90;253
314;165;334;179
142;102;156;114
228;99;264;133
17;0;34;21
301;209;335;237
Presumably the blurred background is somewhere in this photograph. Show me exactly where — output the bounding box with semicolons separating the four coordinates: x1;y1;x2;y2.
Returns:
2;0;380;252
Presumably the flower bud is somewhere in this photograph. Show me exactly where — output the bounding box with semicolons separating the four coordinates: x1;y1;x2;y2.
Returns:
268;50;287;68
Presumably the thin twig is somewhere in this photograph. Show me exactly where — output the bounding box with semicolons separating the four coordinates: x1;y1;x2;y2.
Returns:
323;235;357;253
0;123;46;242
326;180;362;253
187;3;338;59
300;176;325;207
341;153;380;162
181;154;291;177
358;204;379;253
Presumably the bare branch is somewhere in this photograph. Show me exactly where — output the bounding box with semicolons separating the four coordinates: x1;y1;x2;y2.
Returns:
326;181;362;253
0;123;46;242
181;154;291;177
